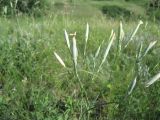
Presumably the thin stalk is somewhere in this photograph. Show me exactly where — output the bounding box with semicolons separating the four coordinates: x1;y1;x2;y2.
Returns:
93;40;104;70
72;35;89;107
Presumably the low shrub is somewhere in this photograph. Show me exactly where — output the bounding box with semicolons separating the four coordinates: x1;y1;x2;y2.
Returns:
101;5;133;19
0;0;48;16
54;2;65;9
147;7;160;21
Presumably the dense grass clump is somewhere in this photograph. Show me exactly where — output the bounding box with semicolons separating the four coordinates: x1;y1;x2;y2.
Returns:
101;5;132;19
0;0;49;16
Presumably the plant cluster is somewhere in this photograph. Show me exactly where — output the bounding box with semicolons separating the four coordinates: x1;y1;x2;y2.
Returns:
53;21;160;119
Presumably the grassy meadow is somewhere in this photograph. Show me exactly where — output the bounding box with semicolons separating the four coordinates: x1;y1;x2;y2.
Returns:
1;0;160;119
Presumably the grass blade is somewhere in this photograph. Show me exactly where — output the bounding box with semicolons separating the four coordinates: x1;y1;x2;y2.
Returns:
64;30;71;50
117;21;125;56
128;77;137;95
72;36;78;67
95;45;101;59
136;41;143;60
54;52;66;68
101;31;115;64
143;41;157;57
146;72;160;87
119;21;125;42
119;21;124;51
84;23;89;56
95;40;104;59
125;20;143;48
93;40;104;69
97;30;115;72
85;23;89;43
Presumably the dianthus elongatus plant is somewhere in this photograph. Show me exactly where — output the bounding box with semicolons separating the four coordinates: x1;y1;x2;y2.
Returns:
54;21;159;100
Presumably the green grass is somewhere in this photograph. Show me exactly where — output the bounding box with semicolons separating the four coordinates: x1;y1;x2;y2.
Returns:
1;0;160;119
